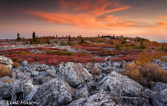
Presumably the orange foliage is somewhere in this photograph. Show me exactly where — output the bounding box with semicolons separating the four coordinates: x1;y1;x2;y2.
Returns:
0;64;12;78
136;52;167;66
124;62;167;85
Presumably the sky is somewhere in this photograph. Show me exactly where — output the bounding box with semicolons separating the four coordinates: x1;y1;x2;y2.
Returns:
0;0;167;42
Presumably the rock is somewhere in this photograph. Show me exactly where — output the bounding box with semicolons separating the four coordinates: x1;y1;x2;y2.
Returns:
67;98;86;106
20;60;28;67
143;89;156;99
40;76;52;84
0;72;33;99
97;71;143;97
29;49;45;54
21;63;38;73
30;71;39;77
58;62;93;87
152;89;167;106
33;75;45;85
76;87;88;99
95;62;114;74
39;71;48;77
36;64;49;71
32;79;73;106
68;90;122;106
47;69;56;77
24;85;39;101
0;56;13;70
0;98;9;106
151;82;167;92
121;96;151;106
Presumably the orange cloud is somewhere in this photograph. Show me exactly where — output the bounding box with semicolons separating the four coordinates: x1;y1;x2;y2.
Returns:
26;0;132;30
155;21;167;29
59;0;130;15
158;15;167;19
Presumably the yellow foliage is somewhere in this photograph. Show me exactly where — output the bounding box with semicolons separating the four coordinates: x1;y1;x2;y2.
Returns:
123;62;167;85
136;53;166;66
0;64;12;78
123;63;142;82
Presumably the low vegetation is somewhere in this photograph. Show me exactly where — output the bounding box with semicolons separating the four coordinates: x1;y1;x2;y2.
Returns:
46;50;73;55
0;64;12;78
123;53;167;87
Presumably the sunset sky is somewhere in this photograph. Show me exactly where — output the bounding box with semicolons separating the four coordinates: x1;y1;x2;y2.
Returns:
0;0;167;42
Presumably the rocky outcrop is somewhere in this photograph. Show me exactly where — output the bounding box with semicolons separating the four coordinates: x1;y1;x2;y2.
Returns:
57;62;93;87
152;89;167;106
0;56;13;70
68;90;122;106
151;82;167;92
97;71;143;97
151;82;167;106
154;56;167;70
0;72;33;99
1;59;166;106
32;79;73;106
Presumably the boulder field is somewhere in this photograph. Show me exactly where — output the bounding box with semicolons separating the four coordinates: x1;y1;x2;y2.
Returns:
0;56;167;106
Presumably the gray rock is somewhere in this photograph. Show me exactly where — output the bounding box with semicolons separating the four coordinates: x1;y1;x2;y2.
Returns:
151;82;167;92
143;89;156;99
152;89;167;106
68;90;122;106
97;71;143;97
40;76;52;84
30;71;39;77
20;60;28;67
58;62;93;87
67;98;86;106
0;98;9;106
36;64;49;71
121;96;151;106
76;87;88;99
24;85;39;101
32;79;73;106
0;72;33;99
39;71;48;77
21;63;38;73
47;69;56;77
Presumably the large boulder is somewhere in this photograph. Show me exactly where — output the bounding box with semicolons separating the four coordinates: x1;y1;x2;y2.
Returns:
32;79;73;106
57;62;93;87
0;56;13;70
152;89;167;106
97;71;143;97
151;82;167;106
0;72;33;99
68;90;122;106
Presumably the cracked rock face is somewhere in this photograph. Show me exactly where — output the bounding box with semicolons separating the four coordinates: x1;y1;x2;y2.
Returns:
32;79;73;106
151;82;167;106
58;62;93;87
68;90;122;106
0;73;33;99
97;71;143;97
152;89;167;106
